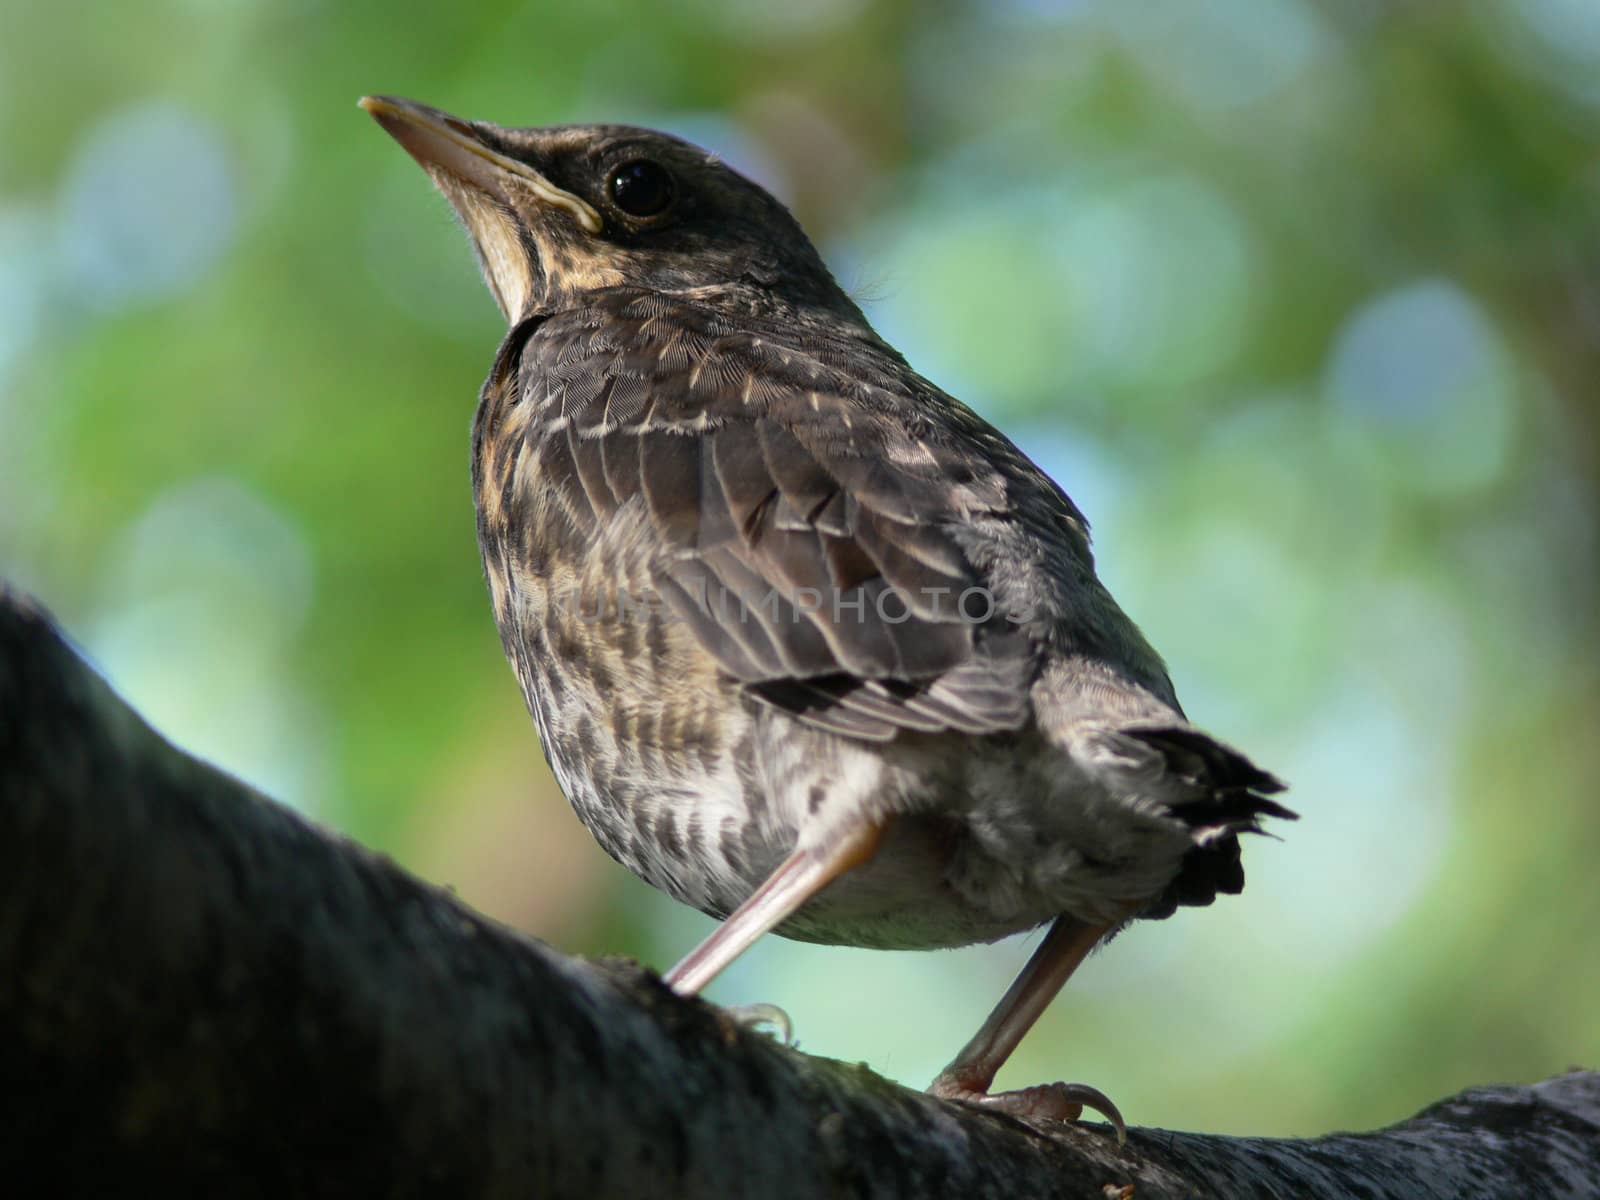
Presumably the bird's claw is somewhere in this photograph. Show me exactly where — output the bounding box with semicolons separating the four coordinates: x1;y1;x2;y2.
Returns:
932;1077;1127;1145
721;1002;795;1045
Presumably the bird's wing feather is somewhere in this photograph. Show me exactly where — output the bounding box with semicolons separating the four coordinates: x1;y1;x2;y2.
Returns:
518;290;1064;739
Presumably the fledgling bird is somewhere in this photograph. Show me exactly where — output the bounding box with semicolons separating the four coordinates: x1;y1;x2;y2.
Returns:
362;94;1292;1137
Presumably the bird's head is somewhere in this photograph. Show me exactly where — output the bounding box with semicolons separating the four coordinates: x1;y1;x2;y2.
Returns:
361;95;864;327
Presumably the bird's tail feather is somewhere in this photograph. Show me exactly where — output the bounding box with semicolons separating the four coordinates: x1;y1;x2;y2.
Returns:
1122;723;1294;919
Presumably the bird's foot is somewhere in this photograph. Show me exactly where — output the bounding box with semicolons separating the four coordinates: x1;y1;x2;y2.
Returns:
720;1002;795;1045
929;1074;1127;1145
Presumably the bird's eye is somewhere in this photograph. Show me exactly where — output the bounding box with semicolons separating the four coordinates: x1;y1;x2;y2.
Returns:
607;159;676;218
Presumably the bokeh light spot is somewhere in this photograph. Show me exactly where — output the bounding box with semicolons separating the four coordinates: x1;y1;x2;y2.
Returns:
58;100;238;311
1326;279;1516;498
88;478;324;808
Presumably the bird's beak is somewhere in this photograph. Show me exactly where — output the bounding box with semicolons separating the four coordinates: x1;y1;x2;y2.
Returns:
359;95;602;234
360;94;602;322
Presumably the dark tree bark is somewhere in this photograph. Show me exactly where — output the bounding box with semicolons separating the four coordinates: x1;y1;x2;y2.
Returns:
1;584;1596;1199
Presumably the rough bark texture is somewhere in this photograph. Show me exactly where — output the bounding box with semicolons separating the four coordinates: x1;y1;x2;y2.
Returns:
1;584;1596;1199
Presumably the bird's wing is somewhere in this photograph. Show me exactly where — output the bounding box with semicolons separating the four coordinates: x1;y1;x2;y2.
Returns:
518;291;1067;740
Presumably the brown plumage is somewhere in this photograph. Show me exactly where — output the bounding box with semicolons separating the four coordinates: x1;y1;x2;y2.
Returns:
363;95;1292;1137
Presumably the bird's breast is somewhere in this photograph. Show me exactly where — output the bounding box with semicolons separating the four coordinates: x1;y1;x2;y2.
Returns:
475;399;783;909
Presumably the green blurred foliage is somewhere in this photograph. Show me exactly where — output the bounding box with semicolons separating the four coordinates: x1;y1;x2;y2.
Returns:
2;0;1595;1137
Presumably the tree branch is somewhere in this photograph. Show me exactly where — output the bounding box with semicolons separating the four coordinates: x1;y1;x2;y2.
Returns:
1;584;1595;1198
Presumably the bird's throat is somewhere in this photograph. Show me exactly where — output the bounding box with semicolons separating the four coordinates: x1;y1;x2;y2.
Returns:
438;178;536;323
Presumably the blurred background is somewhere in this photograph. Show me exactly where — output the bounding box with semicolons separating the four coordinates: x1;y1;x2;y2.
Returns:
2;0;1596;1137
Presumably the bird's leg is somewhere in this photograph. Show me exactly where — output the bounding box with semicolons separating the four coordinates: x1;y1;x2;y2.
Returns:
929;914;1128;1142
664;821;887;996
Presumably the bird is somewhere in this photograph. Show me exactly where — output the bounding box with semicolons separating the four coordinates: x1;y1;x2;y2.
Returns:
361;94;1292;1138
